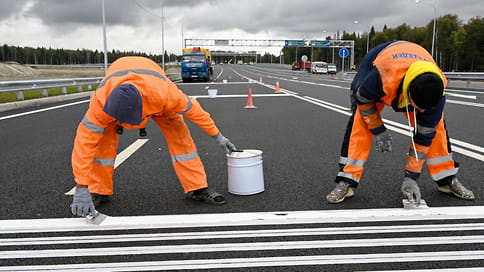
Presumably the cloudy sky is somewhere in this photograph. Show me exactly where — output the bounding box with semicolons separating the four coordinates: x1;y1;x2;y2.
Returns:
0;0;482;55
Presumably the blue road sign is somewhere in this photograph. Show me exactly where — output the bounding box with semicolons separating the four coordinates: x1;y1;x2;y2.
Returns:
285;40;305;47
339;48;349;58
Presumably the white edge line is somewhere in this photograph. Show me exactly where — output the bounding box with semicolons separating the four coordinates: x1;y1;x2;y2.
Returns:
65;139;149;195
0;99;90;121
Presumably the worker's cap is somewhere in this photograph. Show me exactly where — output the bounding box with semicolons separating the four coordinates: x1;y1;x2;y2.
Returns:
408;72;444;110
403;61;445;110
103;84;143;125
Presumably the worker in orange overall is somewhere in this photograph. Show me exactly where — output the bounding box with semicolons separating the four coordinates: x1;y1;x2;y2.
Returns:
326;41;475;204
71;56;236;218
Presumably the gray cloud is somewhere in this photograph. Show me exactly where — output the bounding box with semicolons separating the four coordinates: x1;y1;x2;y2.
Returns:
0;0;482;54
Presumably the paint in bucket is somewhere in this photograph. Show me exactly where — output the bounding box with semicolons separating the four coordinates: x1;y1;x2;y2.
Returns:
208;89;217;98
227;149;264;195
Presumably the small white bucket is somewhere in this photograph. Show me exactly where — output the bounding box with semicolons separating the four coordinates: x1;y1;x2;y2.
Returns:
227;149;264;195
222;79;227;84
208;89;217;98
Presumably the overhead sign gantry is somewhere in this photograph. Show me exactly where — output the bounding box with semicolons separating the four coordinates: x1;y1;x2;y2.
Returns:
184;38;355;68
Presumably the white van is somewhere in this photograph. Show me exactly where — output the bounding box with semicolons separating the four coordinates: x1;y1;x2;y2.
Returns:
311;61;328;74
327;64;337;74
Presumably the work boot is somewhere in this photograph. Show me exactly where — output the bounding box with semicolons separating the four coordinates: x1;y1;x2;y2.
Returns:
92;193;110;208
438;177;475;200
326;181;354;204
190;187;226;205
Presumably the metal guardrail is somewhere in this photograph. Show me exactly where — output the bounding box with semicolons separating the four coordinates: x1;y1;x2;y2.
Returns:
343;72;484;89
0;73;181;101
0;77;103;100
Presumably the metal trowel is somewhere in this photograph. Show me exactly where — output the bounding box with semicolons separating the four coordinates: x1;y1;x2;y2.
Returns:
86;211;107;225
402;199;429;209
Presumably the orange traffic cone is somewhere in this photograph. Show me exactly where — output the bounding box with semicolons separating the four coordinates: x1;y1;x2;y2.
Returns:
229;74;232;80
259;77;263;83
244;88;256;109
274;81;281;93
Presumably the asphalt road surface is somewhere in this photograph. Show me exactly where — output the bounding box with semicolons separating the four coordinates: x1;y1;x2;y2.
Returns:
1;64;483;271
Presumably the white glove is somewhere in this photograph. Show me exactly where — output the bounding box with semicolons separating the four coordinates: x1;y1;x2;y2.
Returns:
71;187;96;217
213;133;236;154
401;177;421;203
375;130;392;152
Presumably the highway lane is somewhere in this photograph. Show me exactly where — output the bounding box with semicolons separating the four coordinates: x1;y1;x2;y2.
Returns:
0;64;483;270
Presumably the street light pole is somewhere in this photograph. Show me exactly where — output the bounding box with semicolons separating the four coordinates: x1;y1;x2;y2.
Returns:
161;7;165;71
101;0;108;72
416;0;436;58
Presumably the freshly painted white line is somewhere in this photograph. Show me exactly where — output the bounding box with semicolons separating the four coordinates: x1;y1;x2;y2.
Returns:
3;222;484;246
1;206;484;234
0;99;89;121
65;139;149;195
4;235;484;259
1;251;483;270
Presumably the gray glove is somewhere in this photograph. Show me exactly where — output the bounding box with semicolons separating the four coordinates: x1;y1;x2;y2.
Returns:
401;177;421;203
71;187;96;217
375;130;392;152
213;132;236;154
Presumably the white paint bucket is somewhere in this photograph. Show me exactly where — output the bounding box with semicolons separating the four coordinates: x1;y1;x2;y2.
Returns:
227;149;264;195
223;79;227;84
208;89;217;98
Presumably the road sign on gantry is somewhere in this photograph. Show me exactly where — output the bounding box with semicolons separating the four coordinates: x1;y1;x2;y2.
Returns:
285;40;305;47
310;40;330;47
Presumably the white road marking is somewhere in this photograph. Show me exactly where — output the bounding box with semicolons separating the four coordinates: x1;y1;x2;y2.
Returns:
4;236;484;259
65;139;149;195
446;99;484;107
1;254;482;271
3;222;484;246
445;92;476;99
0;99;90;121
1;205;484;233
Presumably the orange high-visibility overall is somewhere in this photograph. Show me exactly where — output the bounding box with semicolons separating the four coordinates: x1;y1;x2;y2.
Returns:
72;56;220;195
337;41;458;187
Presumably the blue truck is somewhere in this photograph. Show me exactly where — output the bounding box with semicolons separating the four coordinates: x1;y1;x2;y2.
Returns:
181;48;213;82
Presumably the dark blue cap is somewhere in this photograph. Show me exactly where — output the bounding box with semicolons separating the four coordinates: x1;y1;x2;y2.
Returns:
103;84;143;125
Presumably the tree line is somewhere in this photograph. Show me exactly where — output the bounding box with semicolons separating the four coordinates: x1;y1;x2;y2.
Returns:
0;45;176;66
283;14;483;72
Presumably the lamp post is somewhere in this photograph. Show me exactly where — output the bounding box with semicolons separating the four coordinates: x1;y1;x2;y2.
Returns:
101;0;108;72
416;0;436;58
